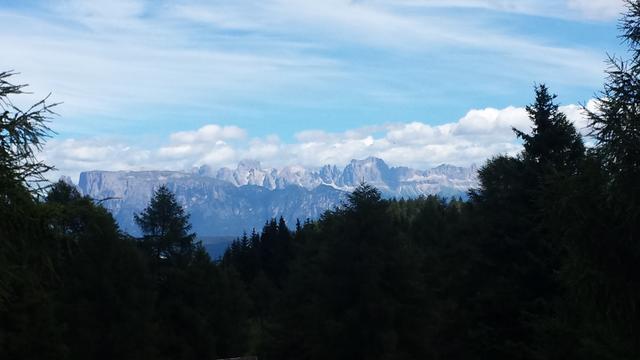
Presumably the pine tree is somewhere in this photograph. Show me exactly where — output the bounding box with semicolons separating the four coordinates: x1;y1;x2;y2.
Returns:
467;84;586;359
134;184;196;265
556;1;640;356
515;84;585;174
0;70;65;359
0;70;56;193
272;184;429;360
45;180;155;360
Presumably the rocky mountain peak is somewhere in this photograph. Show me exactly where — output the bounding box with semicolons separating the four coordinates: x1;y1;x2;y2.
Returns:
340;157;393;189
75;157;478;236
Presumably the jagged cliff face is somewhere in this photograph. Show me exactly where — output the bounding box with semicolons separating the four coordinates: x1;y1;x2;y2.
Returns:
205;157;478;194
78;171;344;236
77;158;478;236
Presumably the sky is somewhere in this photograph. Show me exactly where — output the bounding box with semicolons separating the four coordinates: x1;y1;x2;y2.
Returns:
0;0;627;180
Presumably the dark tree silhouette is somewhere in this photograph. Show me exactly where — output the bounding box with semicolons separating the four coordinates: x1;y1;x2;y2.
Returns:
515;84;585;173
135;184;196;265
0;70;57;192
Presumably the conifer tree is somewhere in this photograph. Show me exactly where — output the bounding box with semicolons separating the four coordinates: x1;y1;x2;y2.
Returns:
135;184;196;265
45;181;155;360
0;71;65;359
515;84;585;174
0;70;56;192
557;1;640;356
468;84;585;359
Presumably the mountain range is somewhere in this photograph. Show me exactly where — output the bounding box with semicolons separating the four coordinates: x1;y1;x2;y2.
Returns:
76;157;478;236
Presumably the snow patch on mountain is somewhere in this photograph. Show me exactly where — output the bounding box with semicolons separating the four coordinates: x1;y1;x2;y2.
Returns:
77;158;478;236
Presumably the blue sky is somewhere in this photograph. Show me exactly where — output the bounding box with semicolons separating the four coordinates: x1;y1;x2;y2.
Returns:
0;0;627;178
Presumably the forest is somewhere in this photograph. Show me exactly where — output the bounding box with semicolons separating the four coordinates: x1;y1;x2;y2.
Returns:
2;2;640;360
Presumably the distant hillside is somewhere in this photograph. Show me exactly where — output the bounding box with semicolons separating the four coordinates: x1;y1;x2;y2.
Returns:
77;157;478;236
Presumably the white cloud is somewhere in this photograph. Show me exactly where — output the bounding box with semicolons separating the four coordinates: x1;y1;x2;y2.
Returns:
566;0;625;21
169;124;247;144
54;0;146;22
157;124;246;164
0;4;344;135
0;0;610;135
381;0;625;21
42;101;592;181
455;107;529;136
41;138;152;178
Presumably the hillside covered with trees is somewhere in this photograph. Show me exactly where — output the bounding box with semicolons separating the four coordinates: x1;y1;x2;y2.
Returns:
2;2;640;360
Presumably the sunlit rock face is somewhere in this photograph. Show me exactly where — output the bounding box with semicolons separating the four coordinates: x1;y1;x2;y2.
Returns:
78;158;478;236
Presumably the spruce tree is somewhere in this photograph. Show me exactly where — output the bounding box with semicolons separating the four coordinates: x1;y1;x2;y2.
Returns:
557;1;640;356
0;70;56;192
135;184;196;265
45;181;155;360
468;84;585;359
0;70;65;359
515;84;585;174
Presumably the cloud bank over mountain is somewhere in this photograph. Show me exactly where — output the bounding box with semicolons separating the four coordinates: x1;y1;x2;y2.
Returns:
43;101;595;181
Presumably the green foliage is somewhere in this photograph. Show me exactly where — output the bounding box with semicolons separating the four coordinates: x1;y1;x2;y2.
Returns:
464;83;587;359
0;72;65;359
0;70;57;192
134;185;250;360
135;184;196;266
45;181;156;360
556;1;640;356
516;84;585;173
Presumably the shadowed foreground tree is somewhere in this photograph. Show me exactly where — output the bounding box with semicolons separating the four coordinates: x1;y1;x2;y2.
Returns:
0;71;65;359
253;184;430;360
0;70;56;192
135;184;196;266
44;181;156;360
135;185;250;360
466;83;585;360
554;0;640;356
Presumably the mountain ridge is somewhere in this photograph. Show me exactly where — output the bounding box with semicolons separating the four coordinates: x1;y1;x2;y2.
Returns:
197;156;478;193
77;157;478;236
